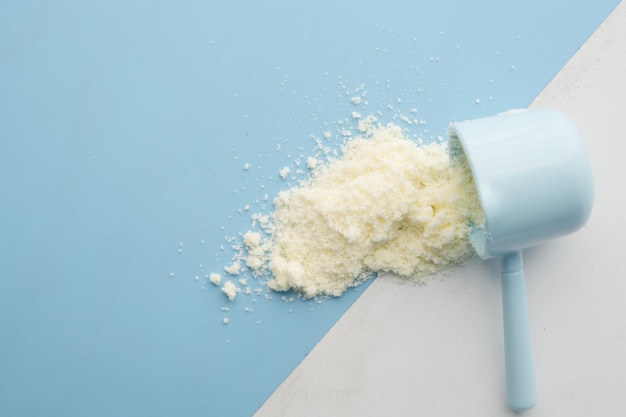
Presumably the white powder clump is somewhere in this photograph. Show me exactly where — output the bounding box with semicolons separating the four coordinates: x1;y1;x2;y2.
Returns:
279;166;290;179
221;280;239;301
224;261;241;275
264;122;483;298
243;231;267;272
356;115;379;133
209;273;222;286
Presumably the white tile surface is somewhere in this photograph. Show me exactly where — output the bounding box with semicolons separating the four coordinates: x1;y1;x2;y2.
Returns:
255;2;626;415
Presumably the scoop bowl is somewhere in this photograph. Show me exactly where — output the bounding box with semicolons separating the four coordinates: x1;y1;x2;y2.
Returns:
448;108;594;411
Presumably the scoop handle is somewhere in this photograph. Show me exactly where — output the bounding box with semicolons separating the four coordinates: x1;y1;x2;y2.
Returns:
501;251;537;411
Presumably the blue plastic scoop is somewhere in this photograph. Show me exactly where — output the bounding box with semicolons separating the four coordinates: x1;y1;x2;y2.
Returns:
448;108;594;411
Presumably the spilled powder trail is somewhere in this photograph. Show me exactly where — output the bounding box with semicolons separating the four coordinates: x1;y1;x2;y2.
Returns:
218;118;484;300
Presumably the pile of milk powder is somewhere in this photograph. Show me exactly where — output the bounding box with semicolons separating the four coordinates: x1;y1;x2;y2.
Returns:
209;115;483;301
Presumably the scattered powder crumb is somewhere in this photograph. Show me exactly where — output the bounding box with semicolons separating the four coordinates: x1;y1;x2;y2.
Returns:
224;261;241;275
356;115;378;133
339;128;352;137
243;163;250;170
306;157;318;170
251;213;270;228
350;96;362;105
221;280;239;301
209;273;222;286
223;318;230;324
279;166;290;179
323;131;332;140
351;111;362;120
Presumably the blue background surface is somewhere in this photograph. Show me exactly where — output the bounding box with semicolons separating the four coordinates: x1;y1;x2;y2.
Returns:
0;1;620;416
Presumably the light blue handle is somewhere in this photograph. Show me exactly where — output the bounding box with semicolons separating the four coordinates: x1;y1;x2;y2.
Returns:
501;251;536;411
